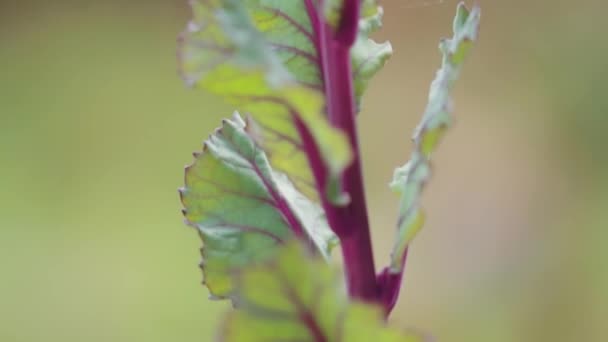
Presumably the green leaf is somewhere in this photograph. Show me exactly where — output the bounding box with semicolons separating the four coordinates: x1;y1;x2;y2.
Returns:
180;114;337;299
179;0;351;203
219;241;423;341
178;1;391;199
389;3;481;273
241;0;391;107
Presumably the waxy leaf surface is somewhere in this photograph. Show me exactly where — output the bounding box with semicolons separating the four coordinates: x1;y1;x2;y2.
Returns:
180;114;337;299
389;3;481;273
219;242;423;342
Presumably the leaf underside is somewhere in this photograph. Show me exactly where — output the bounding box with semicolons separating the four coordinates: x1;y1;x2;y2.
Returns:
389;3;481;273
180;114;337;299
219;241;423;342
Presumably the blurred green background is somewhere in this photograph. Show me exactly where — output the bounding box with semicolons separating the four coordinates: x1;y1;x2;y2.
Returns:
1;0;606;341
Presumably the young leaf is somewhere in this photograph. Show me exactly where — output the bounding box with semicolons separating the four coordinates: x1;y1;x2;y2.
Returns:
320;0;394;108
180;114;337;300
219;241;422;342
179;0;352;203
389;3;481;273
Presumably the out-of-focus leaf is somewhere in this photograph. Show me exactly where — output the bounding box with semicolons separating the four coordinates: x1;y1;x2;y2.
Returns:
389;3;481;272
179;0;352;203
180;114;337;300
218;241;423;342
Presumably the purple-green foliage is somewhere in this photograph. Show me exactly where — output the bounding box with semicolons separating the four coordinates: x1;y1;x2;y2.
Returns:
177;1;480;340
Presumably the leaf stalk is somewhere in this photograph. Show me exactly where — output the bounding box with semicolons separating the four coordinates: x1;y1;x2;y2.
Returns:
307;0;380;303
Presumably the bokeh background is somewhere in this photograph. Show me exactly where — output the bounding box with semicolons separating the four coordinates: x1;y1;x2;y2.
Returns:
1;0;606;341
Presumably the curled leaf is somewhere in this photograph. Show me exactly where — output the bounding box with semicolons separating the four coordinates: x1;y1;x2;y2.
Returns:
389;3;481;273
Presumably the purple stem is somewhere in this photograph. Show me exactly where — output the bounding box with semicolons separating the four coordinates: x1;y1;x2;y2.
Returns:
304;0;380;303
293;114;342;239
377;248;408;316
326;41;378;301
334;0;360;46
